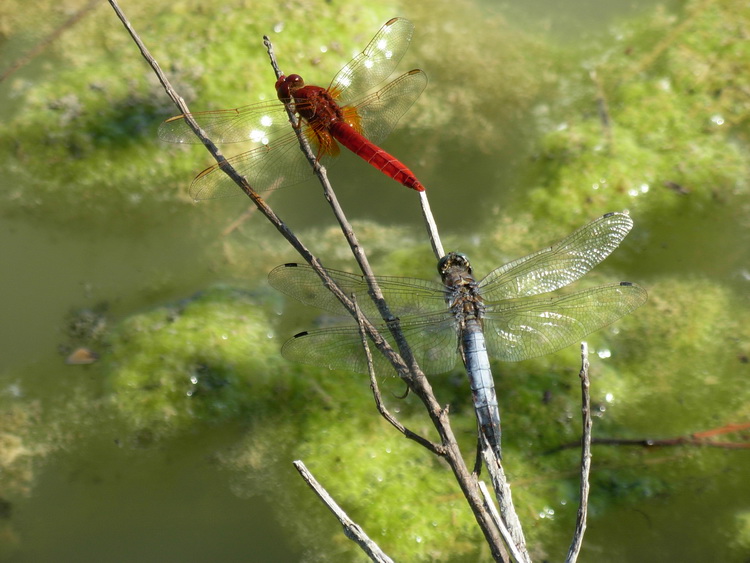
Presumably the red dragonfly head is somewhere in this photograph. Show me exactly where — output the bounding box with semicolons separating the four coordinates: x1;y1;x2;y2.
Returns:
275;74;305;103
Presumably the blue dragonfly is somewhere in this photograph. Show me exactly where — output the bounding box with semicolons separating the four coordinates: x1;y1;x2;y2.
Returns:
268;212;647;458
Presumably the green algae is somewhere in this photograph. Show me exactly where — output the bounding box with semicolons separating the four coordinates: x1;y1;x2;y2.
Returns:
99;225;749;560
2;0;750;560
523;0;750;229
104;285;284;437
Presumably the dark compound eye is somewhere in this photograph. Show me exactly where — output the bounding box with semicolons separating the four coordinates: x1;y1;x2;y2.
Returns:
275;74;305;100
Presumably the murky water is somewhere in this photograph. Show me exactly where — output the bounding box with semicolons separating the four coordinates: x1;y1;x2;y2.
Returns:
2;0;749;561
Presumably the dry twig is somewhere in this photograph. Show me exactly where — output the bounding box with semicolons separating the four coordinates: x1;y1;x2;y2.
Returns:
566;342;592;563
293;460;395;563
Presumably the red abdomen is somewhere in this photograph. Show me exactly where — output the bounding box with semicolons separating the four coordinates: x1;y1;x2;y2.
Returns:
329;122;424;192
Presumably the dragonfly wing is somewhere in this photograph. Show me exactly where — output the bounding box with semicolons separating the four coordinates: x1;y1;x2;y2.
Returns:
268;263;447;319
354;69;428;144
188;126;339;199
330;18;415;105
483;282;647;362
158;102;289;144
281;314;459;376
479;213;635;301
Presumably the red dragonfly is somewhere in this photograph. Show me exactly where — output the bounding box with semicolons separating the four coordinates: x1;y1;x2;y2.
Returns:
158;18;427;200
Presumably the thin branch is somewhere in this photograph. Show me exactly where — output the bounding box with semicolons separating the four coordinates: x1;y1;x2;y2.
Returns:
110;0;412;383
293;460;395;563
693;422;750;439
419;190;444;259
263;32;506;560
566;342;592;563
482;441;530;563
109;5;508;556
478;481;520;563
265;36;444;263
261;35;418;375
353;296;443;455
552;421;750;452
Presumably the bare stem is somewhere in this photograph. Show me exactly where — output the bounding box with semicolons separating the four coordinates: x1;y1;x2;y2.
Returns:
478;481;522;563
109;4;507;557
353;296;443;455
566;342;592;563
293;460;395;563
262;34;506;559
482;441;530;562
419;191;445;259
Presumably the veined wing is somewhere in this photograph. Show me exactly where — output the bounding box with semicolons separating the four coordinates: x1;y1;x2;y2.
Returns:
281;312;458;376
268;263;447;320
479;212;635;301
157;101;289;144
186;125;338;199
483;282;647;362
330;18;415;105
353;69;427;145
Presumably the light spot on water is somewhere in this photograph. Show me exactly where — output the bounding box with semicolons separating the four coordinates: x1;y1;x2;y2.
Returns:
628;183;649;197
539;506;555;519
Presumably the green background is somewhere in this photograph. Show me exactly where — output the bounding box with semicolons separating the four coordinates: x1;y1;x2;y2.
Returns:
1;0;749;561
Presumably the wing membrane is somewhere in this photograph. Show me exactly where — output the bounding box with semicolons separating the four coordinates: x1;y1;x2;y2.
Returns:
479;213;634;301
281;313;458;376
330;18;415;104
157;102;288;144
483;282;647;362
268;263;447;320
354;69;427;144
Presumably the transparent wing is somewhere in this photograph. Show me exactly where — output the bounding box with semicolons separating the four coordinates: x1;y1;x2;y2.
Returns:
281;313;459;376
483;282;648;362
479;212;635;301
186;127;338;200
158;99;343;199
157;102;289;144
268;263;447;320
354;69;427;144
330;17;415;105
